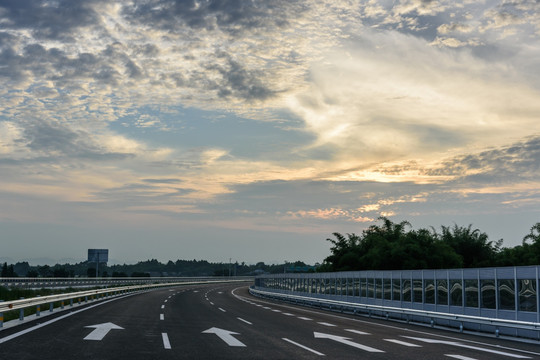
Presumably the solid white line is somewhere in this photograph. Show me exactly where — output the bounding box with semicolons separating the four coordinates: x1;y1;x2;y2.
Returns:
445;355;477;360
0;294;135;344
160;314;164;320
237;317;253;325
384;339;421;347
219;307;226;312
317;322;336;327
282;338;325;356
162;333;171;349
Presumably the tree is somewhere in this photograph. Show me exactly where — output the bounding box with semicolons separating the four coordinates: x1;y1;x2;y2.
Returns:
26;269;39;277
439;224;499;268
53;268;69;277
1;262;17;277
1;262;8;277
522;222;540;264
320;218;498;272
523;222;540;245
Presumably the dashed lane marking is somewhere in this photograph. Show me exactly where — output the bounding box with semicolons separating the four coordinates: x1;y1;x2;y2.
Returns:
282;338;325;356
384;339;421;347
317;322;336;327
445;355;477;360
162;333;171;349
237;317;253;325
345;329;370;335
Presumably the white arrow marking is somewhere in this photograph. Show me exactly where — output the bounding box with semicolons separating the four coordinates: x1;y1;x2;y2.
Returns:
403;337;530;359
202;327;246;347
84;322;124;341
314;332;384;353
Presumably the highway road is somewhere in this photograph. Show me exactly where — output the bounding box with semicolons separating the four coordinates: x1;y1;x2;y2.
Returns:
1;283;539;359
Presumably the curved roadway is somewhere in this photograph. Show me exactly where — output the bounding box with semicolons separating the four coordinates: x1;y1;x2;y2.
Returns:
1;283;539;359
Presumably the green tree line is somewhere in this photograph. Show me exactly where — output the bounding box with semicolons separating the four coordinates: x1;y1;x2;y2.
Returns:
0;259;311;278
318;217;540;272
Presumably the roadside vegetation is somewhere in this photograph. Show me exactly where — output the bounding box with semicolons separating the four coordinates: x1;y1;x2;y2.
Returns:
317;217;540;272
0;259;309;279
1;219;539;279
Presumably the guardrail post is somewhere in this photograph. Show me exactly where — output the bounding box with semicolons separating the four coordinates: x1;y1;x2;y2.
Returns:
49;302;53;313
36;295;42;317
0;300;4;328
459;322;463;333
19;297;24;320
85;296;88;303
495;328;500;337
61;300;64;309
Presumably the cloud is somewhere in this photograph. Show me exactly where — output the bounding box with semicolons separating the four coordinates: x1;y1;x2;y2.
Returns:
429;136;540;184
119;0;301;34
286;28;540;173
0;0;102;41
0;0;539;261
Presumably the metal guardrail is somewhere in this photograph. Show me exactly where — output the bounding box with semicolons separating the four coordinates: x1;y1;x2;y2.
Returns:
0;276;254;288
250;287;540;338
0;279;250;327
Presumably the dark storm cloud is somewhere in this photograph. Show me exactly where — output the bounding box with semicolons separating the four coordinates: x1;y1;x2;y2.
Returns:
0;41;122;87
120;0;300;34
0;0;103;41
426;136;540;183
205;56;274;101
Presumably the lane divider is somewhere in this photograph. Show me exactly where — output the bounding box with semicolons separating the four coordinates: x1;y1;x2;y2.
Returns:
162;333;171;349
237;317;253;325
282;338;325;356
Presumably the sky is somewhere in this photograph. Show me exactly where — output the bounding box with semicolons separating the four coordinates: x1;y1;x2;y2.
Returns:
0;0;539;266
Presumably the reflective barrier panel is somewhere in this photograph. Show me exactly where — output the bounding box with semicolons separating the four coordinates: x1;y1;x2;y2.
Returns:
254;266;540;338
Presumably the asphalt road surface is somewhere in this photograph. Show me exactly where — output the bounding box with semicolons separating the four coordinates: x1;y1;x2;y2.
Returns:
1;283;539;359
